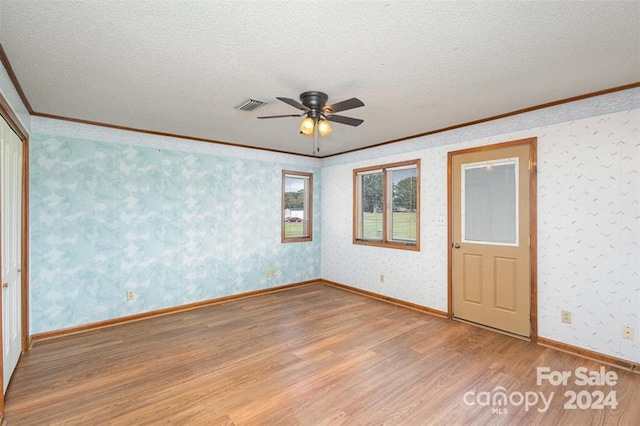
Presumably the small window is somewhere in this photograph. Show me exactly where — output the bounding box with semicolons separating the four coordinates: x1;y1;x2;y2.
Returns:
282;171;313;243
353;159;420;251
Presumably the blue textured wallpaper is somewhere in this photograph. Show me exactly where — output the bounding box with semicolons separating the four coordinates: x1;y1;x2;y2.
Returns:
29;134;321;333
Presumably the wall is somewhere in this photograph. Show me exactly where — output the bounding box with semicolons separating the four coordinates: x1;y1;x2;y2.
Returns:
29;117;321;334
321;89;639;363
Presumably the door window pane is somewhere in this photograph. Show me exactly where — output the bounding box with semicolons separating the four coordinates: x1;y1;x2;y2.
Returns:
462;158;518;245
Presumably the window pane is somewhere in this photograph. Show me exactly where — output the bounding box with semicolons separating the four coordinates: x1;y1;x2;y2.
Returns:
390;167;417;241
361;172;383;239
284;174;309;238
462;159;518;245
353;159;420;251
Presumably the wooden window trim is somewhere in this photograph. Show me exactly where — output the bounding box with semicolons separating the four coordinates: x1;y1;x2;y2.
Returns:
353;159;420;251
282;170;313;243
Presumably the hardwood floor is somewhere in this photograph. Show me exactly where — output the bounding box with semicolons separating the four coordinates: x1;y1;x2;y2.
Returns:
4;284;639;425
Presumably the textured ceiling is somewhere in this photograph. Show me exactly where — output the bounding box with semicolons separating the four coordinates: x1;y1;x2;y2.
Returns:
0;1;638;157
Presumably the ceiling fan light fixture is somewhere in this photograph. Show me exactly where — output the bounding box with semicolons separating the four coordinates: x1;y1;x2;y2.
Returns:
318;119;332;136
300;116;315;136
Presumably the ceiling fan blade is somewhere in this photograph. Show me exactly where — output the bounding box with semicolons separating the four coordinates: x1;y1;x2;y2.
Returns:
276;97;310;111
326;114;364;127
257;113;304;119
324;97;364;114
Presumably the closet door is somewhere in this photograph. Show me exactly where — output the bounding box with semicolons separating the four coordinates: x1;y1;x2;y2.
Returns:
1;115;22;391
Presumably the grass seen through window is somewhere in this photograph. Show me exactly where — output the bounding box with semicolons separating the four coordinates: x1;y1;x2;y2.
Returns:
284;222;304;238
363;212;417;241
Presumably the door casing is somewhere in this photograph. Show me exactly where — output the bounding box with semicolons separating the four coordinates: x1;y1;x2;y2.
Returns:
447;138;537;342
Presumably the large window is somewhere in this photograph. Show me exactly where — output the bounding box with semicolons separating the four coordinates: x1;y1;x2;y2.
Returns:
282;170;313;243
353;159;420;250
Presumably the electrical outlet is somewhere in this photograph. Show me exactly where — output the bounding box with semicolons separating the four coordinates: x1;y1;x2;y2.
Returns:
561;310;572;324
126;290;135;301
622;325;635;340
436;217;446;226
379;274;384;283
266;268;276;278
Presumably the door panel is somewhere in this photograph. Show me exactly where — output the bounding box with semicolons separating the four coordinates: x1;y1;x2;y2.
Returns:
1;115;22;391
462;254;483;304
452;143;531;337
494;256;516;311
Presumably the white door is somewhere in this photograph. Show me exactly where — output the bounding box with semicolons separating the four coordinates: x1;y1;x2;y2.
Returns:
1;115;22;391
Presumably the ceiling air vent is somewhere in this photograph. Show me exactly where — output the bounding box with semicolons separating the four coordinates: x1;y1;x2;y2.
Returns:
234;98;267;112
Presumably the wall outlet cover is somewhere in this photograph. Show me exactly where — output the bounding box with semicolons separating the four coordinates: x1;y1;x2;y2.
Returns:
622;325;635;340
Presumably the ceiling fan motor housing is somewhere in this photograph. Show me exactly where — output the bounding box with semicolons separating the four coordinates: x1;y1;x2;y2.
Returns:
300;91;329;111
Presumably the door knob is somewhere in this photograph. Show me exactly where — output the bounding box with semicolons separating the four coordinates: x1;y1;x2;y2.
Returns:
2;282;7;288
453;243;461;249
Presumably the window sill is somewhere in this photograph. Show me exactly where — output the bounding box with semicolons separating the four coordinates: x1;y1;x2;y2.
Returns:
353;239;420;251
282;236;313;243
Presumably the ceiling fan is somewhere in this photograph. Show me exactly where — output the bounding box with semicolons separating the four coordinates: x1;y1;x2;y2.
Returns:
257;91;364;137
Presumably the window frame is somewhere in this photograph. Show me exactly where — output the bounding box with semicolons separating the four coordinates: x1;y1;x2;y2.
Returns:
282;170;313;243
353;159;420;251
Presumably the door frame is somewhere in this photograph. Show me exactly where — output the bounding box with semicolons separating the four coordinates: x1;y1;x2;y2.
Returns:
447;137;537;342
0;92;30;410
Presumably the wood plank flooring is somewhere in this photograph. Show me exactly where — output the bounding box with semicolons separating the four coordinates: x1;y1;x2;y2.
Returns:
4;284;639;425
